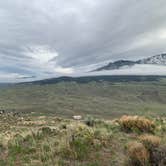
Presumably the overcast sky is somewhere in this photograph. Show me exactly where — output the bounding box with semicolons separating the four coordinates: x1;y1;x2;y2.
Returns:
0;0;166;82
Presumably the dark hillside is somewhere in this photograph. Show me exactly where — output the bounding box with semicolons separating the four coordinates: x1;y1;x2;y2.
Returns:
23;75;166;85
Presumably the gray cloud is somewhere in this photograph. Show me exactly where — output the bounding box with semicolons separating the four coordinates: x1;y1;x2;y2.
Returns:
0;0;166;82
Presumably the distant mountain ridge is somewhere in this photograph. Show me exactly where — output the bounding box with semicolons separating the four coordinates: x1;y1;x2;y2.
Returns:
23;75;166;85
94;53;166;71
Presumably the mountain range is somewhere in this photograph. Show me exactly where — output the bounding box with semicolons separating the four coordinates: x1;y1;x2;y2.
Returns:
20;75;166;85
94;53;166;71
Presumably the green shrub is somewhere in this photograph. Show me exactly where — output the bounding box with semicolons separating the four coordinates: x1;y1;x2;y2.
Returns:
40;153;50;163
42;143;51;152
40;127;55;136
70;137;90;160
8;134;36;155
70;125;95;160
60;124;95;160
84;115;95;127
155;117;166;134
93;128;111;146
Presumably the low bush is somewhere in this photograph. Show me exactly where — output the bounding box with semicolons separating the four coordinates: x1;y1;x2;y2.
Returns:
139;134;161;151
70;124;95;160
127;141;149;166
60;124;95;160
8;134;36;155
151;145;166;165
119;115;155;133
94;128;111;146
84;115;95;127
139;134;162;165
39;127;57;136
155;117;166;134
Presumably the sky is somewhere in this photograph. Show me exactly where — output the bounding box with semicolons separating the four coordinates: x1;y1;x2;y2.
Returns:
0;0;166;82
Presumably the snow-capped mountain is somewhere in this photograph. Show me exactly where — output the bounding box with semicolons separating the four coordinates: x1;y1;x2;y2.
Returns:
137;54;166;65
94;53;166;71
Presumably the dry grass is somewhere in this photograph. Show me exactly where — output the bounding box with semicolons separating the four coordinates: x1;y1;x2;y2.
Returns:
139;134;162;165
139;134;161;150
119;115;155;133
127;141;149;166
0;114;165;165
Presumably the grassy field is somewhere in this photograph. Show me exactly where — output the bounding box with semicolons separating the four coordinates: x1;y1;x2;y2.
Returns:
0;77;166;165
0;114;165;165
0;78;166;119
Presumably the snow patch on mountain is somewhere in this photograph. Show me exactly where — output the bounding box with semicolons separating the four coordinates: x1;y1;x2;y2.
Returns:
138;54;166;65
94;53;166;71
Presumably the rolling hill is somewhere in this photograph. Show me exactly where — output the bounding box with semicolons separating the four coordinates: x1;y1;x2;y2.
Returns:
0;75;166;119
23;75;166;85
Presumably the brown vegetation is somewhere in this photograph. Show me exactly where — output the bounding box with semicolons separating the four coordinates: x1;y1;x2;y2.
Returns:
127;141;149;166
119;115;155;133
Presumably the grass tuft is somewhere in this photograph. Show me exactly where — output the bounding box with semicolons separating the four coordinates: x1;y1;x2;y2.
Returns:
127;141;149;166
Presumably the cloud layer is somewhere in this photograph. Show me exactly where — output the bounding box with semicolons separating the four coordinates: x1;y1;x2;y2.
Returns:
0;0;166;82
